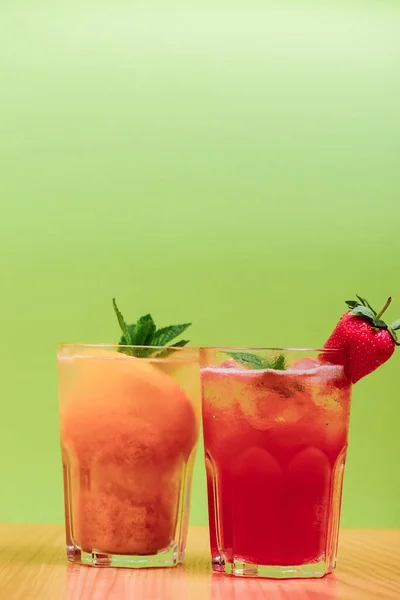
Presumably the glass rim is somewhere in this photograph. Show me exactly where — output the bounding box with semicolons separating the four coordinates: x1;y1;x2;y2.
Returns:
57;342;198;351
200;346;341;353
58;344;340;353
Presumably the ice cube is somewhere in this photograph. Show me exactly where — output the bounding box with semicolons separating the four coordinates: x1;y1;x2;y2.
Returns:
292;358;319;370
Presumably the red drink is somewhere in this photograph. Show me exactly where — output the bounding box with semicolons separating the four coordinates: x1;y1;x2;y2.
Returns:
201;348;351;578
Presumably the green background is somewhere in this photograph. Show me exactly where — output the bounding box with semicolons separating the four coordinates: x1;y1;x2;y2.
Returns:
1;1;399;527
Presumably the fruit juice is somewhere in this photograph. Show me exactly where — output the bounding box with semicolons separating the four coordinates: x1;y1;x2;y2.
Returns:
58;345;200;567
201;351;351;578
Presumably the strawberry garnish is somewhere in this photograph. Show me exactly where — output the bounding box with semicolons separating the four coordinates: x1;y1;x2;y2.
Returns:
323;295;400;383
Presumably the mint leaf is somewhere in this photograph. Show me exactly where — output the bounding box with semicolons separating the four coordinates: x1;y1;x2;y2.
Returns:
118;345;136;357
119;323;136;344
349;306;376;320
168;339;189;349
390;319;400;331
226;352;266;369
150;323;191;346
156;339;189;358
126;323;137;343
133;314;156;345
117;324;137;356
226;352;286;371
271;354;286;370
112;298;132;344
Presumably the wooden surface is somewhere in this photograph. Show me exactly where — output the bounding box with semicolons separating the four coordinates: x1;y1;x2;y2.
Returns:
0;525;399;600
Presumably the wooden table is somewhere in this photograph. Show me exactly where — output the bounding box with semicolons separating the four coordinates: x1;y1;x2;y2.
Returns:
0;525;399;599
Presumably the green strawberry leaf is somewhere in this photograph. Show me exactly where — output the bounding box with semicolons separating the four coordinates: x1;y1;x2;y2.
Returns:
365;300;377;314
150;323;191;346
345;300;359;309
226;352;286;371
349;306;376;320
356;295;377;315
388;327;398;343
346;296;377;315
390;319;400;331
372;319;388;329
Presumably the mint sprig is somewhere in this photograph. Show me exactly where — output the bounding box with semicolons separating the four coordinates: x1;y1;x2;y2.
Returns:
226;351;287;371
112;298;191;357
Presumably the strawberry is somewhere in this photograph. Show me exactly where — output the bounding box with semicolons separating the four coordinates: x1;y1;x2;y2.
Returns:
323;295;400;383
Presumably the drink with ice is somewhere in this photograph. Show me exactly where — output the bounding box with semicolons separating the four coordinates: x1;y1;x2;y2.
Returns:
201;348;351;578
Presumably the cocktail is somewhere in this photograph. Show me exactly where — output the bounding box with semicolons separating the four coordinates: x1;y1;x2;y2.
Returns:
201;295;399;578
57;302;200;568
201;347;350;577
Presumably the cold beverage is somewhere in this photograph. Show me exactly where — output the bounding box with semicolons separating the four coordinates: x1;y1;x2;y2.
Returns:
58;345;200;568
201;348;351;578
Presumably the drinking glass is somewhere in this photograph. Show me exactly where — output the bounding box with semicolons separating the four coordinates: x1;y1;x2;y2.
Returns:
200;347;351;578
58;344;200;568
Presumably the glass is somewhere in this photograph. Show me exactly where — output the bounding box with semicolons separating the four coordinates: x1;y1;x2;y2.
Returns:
200;347;352;578
57;344;200;568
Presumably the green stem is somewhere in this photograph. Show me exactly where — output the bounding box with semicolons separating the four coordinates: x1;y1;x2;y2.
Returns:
376;296;392;320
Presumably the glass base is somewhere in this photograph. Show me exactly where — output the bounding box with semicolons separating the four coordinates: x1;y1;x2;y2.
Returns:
214;557;330;579
66;542;182;569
